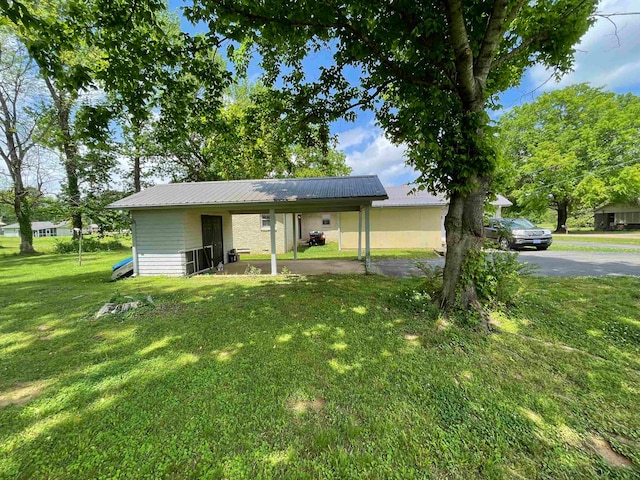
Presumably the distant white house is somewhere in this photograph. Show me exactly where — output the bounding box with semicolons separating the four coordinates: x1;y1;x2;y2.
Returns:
2;221;72;238
86;223;100;235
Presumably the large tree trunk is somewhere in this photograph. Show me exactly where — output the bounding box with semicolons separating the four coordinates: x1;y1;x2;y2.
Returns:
58;102;82;238
441;175;491;310
555;200;569;233
44;77;82;238
13;179;35;254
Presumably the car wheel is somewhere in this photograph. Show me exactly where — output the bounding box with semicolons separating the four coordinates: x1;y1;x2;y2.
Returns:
536;246;549;251
498;237;510;251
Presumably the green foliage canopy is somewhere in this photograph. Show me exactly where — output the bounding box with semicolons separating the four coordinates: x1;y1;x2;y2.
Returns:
496;85;640;226
186;0;597;194
154;81;350;182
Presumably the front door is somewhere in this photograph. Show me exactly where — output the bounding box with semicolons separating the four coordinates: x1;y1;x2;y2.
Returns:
201;215;224;269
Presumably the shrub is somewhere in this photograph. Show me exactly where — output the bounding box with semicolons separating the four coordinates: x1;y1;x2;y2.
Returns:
243;264;262;276
459;248;533;306
54;237;125;254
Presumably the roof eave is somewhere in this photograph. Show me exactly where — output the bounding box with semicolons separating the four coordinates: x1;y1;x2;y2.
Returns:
107;195;388;213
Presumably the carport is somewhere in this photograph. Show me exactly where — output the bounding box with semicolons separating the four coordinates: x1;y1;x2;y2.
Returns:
108;176;388;276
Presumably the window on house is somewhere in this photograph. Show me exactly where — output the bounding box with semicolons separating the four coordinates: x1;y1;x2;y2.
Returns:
322;214;331;226
261;214;272;230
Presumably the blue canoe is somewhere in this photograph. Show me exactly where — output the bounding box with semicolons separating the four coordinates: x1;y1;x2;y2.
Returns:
111;257;134;281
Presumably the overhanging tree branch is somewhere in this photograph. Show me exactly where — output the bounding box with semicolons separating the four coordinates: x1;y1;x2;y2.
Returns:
445;0;477;107
475;0;509;84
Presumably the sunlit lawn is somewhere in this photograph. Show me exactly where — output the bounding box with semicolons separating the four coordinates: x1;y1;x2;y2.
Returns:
553;235;640;246
548;244;640;253
1;238;639;478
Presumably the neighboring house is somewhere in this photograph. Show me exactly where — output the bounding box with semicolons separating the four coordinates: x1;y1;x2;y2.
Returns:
107;176;388;276
85;224;100;235
594;202;640;230
237;186;512;251
2;221;72;238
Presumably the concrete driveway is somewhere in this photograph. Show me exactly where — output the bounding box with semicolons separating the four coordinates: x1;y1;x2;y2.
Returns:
216;259;365;275
371;250;640;278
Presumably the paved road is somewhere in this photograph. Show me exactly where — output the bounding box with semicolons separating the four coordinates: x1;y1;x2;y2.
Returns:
371;250;640;278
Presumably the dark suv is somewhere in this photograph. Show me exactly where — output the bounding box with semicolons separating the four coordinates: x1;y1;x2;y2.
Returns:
484;218;553;251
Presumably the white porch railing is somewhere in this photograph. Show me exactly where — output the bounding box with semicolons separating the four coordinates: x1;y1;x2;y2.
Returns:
181;245;214;276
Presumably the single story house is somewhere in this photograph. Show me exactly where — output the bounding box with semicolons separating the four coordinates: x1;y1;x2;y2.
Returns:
107;176;388;276
85;223;100;235
2;221;72;238
234;186;512;252
594;202;640;230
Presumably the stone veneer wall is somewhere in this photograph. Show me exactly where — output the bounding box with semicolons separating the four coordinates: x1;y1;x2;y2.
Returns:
232;214;292;254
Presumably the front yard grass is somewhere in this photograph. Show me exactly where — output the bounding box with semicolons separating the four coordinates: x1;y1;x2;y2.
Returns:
553;235;640;247
0;248;639;478
547;244;640;253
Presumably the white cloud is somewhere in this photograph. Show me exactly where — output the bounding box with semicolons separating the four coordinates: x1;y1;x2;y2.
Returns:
337;126;377;150
528;0;640;92
340;126;417;186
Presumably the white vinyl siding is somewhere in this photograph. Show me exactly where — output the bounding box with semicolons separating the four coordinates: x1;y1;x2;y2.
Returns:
133;209;186;276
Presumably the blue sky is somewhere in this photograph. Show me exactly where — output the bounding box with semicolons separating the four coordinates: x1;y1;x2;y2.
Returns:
169;0;640;187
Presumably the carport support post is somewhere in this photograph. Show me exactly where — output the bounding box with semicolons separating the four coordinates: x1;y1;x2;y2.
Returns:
365;206;371;271
357;209;362;261
293;213;298;260
270;209;277;275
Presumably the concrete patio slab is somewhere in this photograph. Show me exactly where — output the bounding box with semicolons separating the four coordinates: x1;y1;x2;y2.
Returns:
214;260;366;276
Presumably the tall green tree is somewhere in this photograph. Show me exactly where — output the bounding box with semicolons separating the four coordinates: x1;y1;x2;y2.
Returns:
497;85;640;232
186;0;597;310
0;30;52;253
155;80;347;181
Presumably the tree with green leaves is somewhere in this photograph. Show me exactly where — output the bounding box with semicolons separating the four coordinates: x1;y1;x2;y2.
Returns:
185;0;598;312
496;85;640;232
154;80;349;182
0;30;52;253
1;0;218;226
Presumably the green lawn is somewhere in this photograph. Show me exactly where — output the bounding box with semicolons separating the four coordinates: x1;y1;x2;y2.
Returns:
0;234;132;255
547;244;640;253
553;235;640;246
242;242;438;261
1;242;639;478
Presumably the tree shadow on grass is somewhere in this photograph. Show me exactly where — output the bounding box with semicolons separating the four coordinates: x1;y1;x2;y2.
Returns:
1;271;639;477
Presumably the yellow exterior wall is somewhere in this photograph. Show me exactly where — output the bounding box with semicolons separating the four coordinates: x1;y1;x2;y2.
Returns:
300;212;339;243
340;206;444;249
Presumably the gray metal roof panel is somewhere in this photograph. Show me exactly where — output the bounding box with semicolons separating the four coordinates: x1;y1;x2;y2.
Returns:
2;221;67;230
373;185;512;207
108;176;388;209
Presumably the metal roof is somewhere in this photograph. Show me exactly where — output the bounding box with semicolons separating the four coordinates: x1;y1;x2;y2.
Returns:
373;185;512;208
107;176;388;210
2;221;68;230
